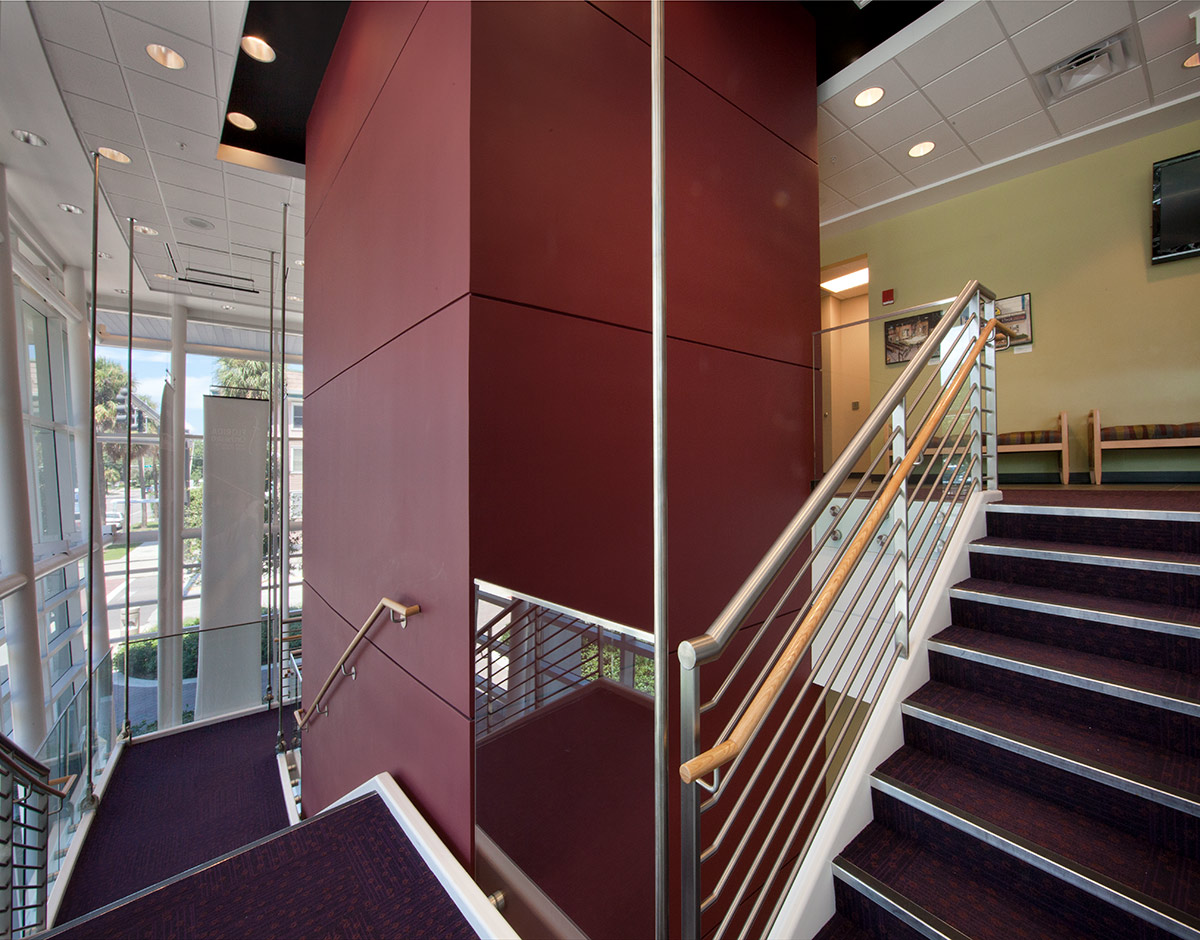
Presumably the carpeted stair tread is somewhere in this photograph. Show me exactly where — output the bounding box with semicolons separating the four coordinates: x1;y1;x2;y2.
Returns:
996;490;1200;513
972;536;1200;571
876;745;1200;919
952;577;1200;630
837;822;1096;940
931;625;1200;706
907;680;1200;800
812;911;875;940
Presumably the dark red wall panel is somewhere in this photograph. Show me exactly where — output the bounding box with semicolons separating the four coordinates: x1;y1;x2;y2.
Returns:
305;1;425;226
299;590;474;864
469;1;818;366
305;0;471;391
469;296;811;646
305;299;471;714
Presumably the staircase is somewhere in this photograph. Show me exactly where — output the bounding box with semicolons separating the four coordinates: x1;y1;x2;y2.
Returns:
818;491;1200;940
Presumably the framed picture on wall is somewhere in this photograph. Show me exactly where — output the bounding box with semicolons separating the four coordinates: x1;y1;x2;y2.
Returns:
884;309;943;364
994;293;1032;350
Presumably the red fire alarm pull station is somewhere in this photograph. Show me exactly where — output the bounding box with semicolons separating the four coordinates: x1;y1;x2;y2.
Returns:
882;288;895;306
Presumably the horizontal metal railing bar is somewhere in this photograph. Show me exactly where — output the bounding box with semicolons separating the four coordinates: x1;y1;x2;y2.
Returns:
475;580;651;645
474;599;526;641
295;597;419;730
681;281;995;671
681;313;1008;784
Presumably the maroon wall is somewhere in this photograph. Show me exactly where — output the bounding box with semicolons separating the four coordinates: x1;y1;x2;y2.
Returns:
305;0;818;901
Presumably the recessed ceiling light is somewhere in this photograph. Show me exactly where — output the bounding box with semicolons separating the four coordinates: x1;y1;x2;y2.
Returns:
11;129;46;146
98;146;131;164
240;35;276;63
114;287;129;294
154;273;175;280
854;87;885;108
288;295;302;302
820;268;869;293
133;224;158;236
1185;52;1200;69
146;43;186;70
58;203;84;214
184;216;215;230
222;304;235;311
908;141;936;158
227;112;257;131
293;259;304;267
98;251;113;260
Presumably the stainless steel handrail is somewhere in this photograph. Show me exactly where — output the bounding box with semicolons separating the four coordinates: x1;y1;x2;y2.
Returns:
294;597;419;730
679;280;995;672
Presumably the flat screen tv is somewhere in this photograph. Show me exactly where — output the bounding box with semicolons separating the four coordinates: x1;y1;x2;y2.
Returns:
1152;148;1200;264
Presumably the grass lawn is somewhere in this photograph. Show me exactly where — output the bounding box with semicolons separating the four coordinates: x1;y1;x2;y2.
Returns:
103;547;127;561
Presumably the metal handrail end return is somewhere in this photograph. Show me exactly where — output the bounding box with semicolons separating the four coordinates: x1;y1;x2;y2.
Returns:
293;597;419;731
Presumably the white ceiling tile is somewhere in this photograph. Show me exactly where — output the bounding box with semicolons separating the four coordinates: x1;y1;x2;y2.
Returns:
138;116;220;166
1137;2;1198;60
1146;48;1200;96
948;81;1044;142
216;53;235;103
177;232;233;256
880;122;966;173
127;239;167;259
1134;0;1176;18
989;0;1069;37
290;179;305;196
895;2;1006;87
107;193;170;228
820;132;875;178
42;43;132;110
230;255;272;277
228;221;282;251
104;0;214;47
969;110;1058;164
100;167;162;202
1047;68;1150;133
823;155;902;199
124;70;219;135
903;145;983;188
104;7;218;98
212;1;248;56
817;107;847;145
62;93;142;147
223;172;287;210
820;60;918;129
925;43;1027;118
150;151;224;193
30;2;117;61
159;181;226;217
1010;1;1133;74
852;93;942;152
819;195;855;223
87;136;155;179
228;199;287;232
850;176;915;208
167;207;228;239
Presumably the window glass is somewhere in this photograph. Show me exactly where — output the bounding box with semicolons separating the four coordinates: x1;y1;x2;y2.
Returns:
47;601;70;645
49;642;72;687
32;427;63;541
23;303;53;421
290;402;303;429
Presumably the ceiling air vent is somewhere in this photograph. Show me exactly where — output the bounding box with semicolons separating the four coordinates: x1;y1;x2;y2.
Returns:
1037;29;1138;104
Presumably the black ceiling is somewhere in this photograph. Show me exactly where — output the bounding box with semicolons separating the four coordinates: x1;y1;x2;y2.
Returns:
801;1;941;84
219;0;350;166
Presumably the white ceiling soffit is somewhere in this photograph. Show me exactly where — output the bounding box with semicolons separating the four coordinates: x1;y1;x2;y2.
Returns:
6;1;304;329
818;0;1200;237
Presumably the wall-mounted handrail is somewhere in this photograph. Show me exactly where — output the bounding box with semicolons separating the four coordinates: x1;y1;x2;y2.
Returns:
679;280;995;673
679;315;1015;785
294;597;419;730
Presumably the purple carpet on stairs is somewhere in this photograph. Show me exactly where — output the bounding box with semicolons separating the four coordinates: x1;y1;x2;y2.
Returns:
55;708;290;925
48;793;476;940
999;488;1200;512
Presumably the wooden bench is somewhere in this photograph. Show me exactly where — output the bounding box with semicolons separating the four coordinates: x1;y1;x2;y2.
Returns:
997;411;1070;485
1088;409;1200;484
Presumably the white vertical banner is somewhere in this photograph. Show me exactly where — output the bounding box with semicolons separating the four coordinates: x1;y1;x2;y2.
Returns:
196;395;269;719
157;381;182;728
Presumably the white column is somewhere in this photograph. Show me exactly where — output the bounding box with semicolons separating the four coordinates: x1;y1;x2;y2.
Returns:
0;164;47;749
65;266;109;658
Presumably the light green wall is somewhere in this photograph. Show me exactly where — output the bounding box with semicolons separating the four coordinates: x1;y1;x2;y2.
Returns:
821;120;1200;478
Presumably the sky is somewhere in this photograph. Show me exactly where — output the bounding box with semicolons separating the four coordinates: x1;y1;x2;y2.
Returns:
96;344;217;434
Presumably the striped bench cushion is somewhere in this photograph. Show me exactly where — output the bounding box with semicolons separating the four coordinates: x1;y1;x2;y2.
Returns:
1101;421;1200;442
998;428;1062;446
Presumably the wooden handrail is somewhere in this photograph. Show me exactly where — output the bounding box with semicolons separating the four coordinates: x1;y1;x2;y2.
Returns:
680;318;1010;785
294;596;419;731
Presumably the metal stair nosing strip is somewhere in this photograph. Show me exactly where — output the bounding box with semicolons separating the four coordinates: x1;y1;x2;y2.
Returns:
947;585;1200;640
869;772;1200;940
899;700;1200;819
927;638;1200;718
967;541;1200;577
985;504;1200;524
830;857;971;940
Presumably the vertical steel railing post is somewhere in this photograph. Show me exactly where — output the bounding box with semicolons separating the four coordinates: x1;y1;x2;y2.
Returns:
680;663;700;940
965;293;984;496
982;296;999;491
